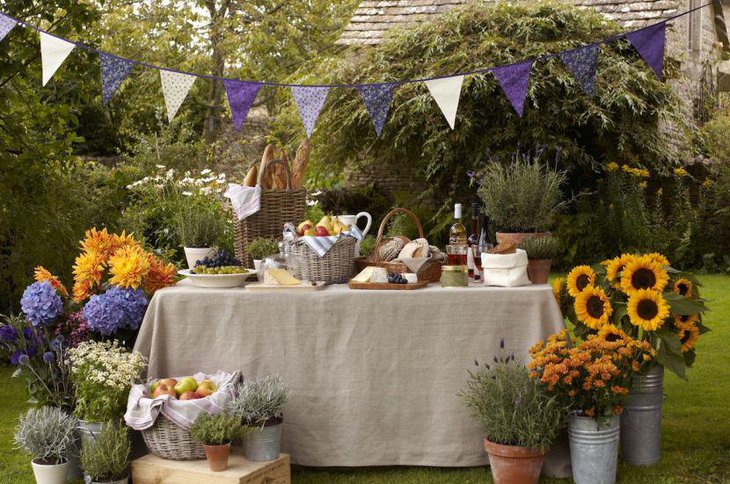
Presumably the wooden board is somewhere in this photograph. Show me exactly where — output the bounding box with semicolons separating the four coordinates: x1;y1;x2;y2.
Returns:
245;281;325;292
131;450;290;484
348;280;430;290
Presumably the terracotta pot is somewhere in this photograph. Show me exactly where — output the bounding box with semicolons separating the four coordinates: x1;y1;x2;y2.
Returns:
204;443;231;472
495;231;551;246
484;438;545;484
527;259;552;284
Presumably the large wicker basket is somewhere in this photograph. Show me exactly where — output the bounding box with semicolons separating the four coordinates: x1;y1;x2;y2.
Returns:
354;208;443;283
234;159;306;266
287;237;356;284
141;415;205;460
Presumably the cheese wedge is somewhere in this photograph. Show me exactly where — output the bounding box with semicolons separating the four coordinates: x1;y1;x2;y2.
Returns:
370;267;389;283
263;268;301;285
353;266;376;283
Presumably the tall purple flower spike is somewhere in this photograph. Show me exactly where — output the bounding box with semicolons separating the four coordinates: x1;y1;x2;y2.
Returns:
627;22;666;80
559;44;600;95
223;80;261;130
100;53;135;105
491;60;534;117
0;13;17;42
357;83;396;137
292;86;330;137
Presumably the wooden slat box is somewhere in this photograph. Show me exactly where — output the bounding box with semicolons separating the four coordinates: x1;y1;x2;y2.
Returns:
131;450;290;484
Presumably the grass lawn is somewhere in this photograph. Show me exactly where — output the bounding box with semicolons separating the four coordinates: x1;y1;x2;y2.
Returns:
1;275;728;483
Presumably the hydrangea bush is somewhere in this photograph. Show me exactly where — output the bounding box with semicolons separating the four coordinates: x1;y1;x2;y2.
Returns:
83;287;148;336
20;281;64;327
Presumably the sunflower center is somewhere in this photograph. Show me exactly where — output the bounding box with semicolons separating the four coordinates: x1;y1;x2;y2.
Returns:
677;282;689;296
576;274;591;292
680;331;691;344
604;332;621;342
632;268;657;290
587;296;605;318
637;299;659;320
679;314;690;323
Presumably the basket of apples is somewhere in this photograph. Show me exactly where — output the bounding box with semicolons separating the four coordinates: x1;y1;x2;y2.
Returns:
125;371;240;461
287;215;357;284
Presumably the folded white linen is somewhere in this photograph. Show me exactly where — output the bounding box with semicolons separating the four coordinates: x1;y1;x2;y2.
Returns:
224;184;261;221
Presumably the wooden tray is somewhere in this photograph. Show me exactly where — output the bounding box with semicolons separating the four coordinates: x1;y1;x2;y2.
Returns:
246;281;326;292
348;280;430;290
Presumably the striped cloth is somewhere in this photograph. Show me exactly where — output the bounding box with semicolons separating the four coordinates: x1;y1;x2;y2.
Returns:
301;225;364;257
124;370;240;431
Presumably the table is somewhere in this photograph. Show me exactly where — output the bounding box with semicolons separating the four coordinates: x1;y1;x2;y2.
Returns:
134;281;565;468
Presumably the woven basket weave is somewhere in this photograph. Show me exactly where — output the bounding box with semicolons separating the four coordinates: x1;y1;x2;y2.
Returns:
141;415;205;460
287;237;356;284
234;159;306;266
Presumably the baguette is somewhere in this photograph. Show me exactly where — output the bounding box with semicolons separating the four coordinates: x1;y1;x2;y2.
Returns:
259;144;276;189
243;164;258;187
271;151;289;190
291;139;310;189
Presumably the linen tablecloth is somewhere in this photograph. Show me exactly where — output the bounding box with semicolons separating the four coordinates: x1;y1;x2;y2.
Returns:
133;281;565;467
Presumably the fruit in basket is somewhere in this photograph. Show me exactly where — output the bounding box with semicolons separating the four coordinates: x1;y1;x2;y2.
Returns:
297;220;314;236
174;376;198;396
156;378;177;390
316;215;334;233
303;226;317;236
179;391;203;401
152;383;177;399
331;218;348;236
315;226;330;237
196;379;217;397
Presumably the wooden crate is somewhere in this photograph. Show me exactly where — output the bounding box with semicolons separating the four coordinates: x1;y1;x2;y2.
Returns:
131;449;290;484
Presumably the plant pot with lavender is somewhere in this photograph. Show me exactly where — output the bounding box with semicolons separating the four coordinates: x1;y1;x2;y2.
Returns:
80;424;131;484
458;353;566;484
190;413;245;472
519;236;561;284
14;407;79;484
227;376;289;462
246;238;280;272
175;204;226;270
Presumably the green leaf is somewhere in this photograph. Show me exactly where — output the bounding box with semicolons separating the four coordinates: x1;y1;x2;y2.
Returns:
655;329;687;380
664;292;708;315
612;302;627;325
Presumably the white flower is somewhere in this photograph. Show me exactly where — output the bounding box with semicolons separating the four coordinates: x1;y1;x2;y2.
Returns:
182;191;192;196
200;168;212;175
156;164;166;169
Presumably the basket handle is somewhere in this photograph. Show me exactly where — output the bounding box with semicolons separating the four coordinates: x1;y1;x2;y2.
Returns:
371;208;425;262
255;158;293;191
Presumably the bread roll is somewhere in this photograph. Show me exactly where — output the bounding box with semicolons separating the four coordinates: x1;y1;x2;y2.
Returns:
291;139;310;189
243;164;258;187
259;144;276;189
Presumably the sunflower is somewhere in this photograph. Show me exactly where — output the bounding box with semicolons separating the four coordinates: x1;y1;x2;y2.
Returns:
108;245;151;290
34;266;68;297
672;278;693;297
677;323;699;352
620;256;669;295
145;256;177;294
644;253;670;267
597;324;629;343
73;251;105;289
605;254;634;289
627;289;670;331
551;277;564;305
574;286;613;329
567;265;596;297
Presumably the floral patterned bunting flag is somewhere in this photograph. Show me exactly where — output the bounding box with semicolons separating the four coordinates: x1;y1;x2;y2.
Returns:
627;22;666;80
223;80;261;131
424;75;465;130
160;70;196;122
100;53;135;105
292;86;330;137
357;83;396;137
559;44;600;95
40;32;75;86
491;60;534;117
0;13;16;42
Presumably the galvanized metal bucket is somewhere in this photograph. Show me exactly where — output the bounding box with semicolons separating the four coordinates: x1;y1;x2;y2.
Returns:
77;420;104;448
568;414;620;484
243;423;282;462
621;364;664;466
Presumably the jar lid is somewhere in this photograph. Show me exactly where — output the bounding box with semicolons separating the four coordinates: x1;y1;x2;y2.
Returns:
442;265;467;272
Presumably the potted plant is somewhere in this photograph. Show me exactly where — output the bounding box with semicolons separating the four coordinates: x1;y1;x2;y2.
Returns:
518;236;561;284
226;375;288;462
80;423;131;484
476;150;567;245
175;204;226;269
14;407;78;484
190;413;244;472
246;237;280;271
458;352;566;484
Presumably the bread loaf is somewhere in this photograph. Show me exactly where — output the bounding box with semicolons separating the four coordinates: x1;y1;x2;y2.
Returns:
271;151;289;190
243;164;258;187
259;144;276;189
291;139;310;189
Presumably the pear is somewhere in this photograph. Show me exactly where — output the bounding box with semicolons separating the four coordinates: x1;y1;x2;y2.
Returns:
316;215;334;233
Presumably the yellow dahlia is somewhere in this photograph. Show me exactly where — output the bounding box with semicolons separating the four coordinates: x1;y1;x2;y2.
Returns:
108;245;150;290
606;254;634;289
672;278;693;298
145;256;177;294
73;251;105;289
677;323;699;352
72;280;92;304
566;265;596;297
34;266;68;297
574;286;613;329
620;256;668;295
80;227;115;259
644;253;669;267
627;289;670;332
552;277;564;306
110;230;140;253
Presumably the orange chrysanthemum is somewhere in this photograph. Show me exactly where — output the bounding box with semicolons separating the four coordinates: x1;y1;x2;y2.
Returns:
110;230;140;253
108;245;151;290
145;256;177;294
80;227;115;260
73;251;105;289
72;279;92;304
34;266;68;297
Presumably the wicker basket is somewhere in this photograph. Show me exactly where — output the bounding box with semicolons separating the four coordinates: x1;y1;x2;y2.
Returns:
234;159;306;266
354;208;443;283
287;237;356;284
141;414;205;460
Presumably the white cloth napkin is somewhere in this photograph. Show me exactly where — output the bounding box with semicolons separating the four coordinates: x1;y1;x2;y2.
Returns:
300;226;364;257
124;370;240;431
224;184;262;221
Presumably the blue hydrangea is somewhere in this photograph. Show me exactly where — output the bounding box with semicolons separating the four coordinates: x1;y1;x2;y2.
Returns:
20;281;64;327
83;287;148;336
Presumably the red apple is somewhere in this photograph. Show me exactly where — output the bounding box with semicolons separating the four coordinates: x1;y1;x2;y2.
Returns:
152;383;176;399
158;378;177;389
196;380;217;397
179;391;200;401
315;226;329;237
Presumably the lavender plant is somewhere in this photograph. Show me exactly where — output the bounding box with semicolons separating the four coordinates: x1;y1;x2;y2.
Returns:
227;376;289;428
14;407;78;465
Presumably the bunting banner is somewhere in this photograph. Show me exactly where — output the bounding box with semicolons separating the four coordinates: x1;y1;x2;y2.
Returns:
0;13;15;42
100;53;134;105
627;22;667;80
223;80;261;130
357;83;396;137
559;44;600;95
491;60;533;117
160;70;196;122
424;75;464;130
40;32;75;86
292;86;330;137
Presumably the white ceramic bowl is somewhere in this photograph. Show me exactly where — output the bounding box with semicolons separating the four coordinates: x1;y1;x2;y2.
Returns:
178;269;255;288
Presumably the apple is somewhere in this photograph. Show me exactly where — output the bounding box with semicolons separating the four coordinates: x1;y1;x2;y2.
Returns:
196;380;217;397
174;377;198;397
158;378;177;389
149;380;160;394
303;227;317;236
152;383;176;399
315;225;329;237
179;391;201;401
297;220;314;236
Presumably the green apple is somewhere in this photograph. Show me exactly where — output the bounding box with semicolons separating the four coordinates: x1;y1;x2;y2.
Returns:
149;380;160;394
173;377;198;397
196;379;217;397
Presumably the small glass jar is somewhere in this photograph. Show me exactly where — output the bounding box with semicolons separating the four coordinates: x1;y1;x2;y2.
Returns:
440;265;468;288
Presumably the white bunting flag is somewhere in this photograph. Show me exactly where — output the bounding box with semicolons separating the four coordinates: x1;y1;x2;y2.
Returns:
160;70;196;122
424;75;464;129
40;32;75;86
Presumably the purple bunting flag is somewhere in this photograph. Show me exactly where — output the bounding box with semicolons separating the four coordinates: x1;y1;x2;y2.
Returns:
223;80;261;131
357;83;396;137
100;53;135;105
559;44;600;95
0;13;17;42
491;60;533;117
627;22;666;80
292;86;330;138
